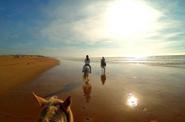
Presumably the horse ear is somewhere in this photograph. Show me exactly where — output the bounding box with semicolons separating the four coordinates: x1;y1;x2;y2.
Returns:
32;92;48;106
63;96;71;109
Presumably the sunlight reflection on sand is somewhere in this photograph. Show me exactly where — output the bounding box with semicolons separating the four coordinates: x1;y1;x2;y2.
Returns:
127;93;138;108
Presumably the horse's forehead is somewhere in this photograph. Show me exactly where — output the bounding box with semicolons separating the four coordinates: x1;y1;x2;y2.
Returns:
41;100;62;113
40;103;64;121
49;97;64;104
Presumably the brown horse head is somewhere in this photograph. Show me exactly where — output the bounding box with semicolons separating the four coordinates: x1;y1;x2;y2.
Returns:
33;92;73;122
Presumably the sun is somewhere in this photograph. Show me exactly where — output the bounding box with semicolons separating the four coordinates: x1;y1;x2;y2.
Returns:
105;0;160;39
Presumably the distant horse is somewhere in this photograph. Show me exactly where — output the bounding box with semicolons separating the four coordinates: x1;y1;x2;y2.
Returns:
33;92;73;122
82;65;91;80
101;60;106;73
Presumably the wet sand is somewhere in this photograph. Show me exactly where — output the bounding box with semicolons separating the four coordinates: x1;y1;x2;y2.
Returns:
0;55;59;95
0;59;185;122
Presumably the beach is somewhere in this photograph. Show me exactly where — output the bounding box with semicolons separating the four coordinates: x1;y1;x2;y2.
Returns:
0;55;59;95
1;0;185;121
0;58;185;122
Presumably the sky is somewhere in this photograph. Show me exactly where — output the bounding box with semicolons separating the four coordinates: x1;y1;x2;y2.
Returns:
0;0;185;57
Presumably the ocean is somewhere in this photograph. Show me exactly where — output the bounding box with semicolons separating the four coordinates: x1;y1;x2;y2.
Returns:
62;55;185;65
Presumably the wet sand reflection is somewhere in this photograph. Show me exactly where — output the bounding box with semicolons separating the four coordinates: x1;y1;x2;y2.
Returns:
82;74;92;103
1;60;185;122
127;93;138;108
100;69;106;85
82;80;92;103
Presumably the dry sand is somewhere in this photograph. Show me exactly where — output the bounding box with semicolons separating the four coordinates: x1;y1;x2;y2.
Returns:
0;55;59;95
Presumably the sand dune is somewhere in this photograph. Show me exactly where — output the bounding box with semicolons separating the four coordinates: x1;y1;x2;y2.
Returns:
0;55;59;95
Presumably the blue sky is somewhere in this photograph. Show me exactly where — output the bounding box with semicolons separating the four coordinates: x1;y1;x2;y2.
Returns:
0;0;185;57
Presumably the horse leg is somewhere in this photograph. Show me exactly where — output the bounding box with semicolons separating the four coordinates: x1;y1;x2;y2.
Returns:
103;67;105;74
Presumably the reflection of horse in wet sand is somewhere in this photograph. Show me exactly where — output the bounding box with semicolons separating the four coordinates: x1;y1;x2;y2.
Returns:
101;73;106;85
33;92;73;122
82;80;92;103
100;67;106;85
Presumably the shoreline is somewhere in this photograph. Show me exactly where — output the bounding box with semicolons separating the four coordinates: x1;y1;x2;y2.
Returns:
0;55;59;95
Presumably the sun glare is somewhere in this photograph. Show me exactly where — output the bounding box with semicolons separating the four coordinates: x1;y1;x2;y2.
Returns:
127;93;138;108
102;0;161;57
105;0;160;39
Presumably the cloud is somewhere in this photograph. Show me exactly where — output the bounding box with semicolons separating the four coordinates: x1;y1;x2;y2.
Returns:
41;0;161;42
39;0;185;56
40;0;113;45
